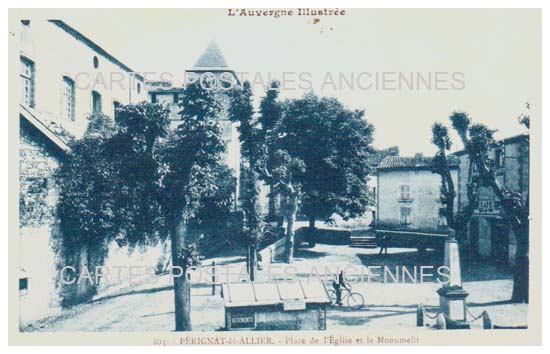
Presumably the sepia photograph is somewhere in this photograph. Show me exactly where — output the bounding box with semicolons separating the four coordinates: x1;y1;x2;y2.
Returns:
6;4;543;347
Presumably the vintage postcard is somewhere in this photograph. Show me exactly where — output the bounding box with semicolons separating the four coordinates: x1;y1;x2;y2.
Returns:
8;7;542;346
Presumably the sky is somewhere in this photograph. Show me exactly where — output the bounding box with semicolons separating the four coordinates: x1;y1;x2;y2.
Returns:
20;8;541;156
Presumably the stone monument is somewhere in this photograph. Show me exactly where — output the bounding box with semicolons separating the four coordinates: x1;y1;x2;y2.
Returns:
436;229;470;329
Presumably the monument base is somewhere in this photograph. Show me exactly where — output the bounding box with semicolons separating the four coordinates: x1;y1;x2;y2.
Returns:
437;286;470;329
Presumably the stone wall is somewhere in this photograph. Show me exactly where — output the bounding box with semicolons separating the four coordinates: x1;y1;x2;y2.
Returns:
19;124;61;228
19;121;169;325
19;124;63;326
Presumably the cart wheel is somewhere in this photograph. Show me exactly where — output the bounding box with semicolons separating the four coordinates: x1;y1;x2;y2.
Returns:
347;292;364;310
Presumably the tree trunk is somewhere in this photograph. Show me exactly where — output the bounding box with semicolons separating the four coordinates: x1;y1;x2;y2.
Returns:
170;213;192;331
249;245;257;281
456;173;478;246
443;170;455;227
434;151;456;228
285;190;298;263
309;216;316;230
307;216;316;247
278;195;287;228
512;254;529;303
155;239;171;274
246;245;250;275
476;161;529;303
268;183;276;222
511;217;529;303
243;168;261;281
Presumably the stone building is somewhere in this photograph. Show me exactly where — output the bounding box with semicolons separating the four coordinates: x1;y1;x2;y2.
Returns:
17;21;251;326
18;19;149;326
453;134;529;264
365;146;400;224
375;154;458;249
19;106;70;326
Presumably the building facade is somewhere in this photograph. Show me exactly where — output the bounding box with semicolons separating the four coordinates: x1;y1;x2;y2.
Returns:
375;155;458;249
18;19;150;326
453;134;529;264
19;20;147;139
375;134;529;264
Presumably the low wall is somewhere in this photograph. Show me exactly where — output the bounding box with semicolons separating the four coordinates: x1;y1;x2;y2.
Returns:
296;227;351;245
375;228;447;249
258;237;286;265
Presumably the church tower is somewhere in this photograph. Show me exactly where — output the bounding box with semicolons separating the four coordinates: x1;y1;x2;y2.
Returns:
148;40;242;206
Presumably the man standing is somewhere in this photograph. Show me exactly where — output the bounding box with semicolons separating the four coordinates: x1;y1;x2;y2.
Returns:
379;235;389;255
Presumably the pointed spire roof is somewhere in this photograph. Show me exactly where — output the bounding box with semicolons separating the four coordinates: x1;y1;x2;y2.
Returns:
193;40;228;69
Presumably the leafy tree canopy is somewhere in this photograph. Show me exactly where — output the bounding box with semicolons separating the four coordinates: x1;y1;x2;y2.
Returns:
279;93;375;222
56;114;118;251
160;82;227;221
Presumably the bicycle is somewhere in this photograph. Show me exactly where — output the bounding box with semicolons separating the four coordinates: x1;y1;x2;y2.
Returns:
327;283;365;310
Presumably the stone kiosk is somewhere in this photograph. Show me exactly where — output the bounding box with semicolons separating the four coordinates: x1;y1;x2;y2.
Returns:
221;280;331;331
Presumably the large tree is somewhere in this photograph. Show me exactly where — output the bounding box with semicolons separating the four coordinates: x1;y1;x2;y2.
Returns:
161;82;227;330
58;104;172;301
256;82;305;263
258;81;284;224
285;94;374;230
257;88;374;263
105;102;171;247
57;95;230;329
430;121;481;249
228;81;263;280
449;111;529;303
